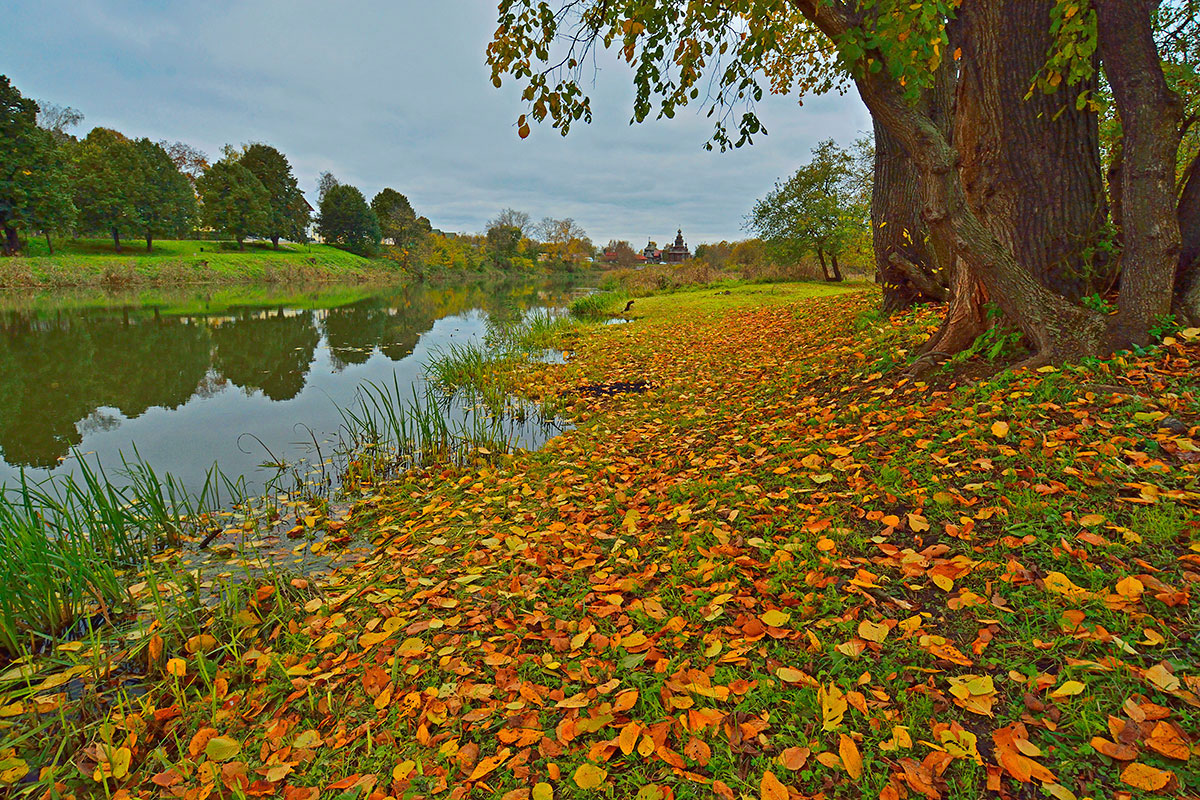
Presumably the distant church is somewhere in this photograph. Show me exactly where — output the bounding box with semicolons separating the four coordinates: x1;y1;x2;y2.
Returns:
643;229;691;264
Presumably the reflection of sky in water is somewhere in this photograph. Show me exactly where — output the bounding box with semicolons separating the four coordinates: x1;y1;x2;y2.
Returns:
0;281;585;496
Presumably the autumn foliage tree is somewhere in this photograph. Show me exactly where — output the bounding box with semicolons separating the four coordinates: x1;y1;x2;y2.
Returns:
487;0;1199;367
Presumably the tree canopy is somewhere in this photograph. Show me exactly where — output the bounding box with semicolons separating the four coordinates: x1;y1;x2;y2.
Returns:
371;188;429;259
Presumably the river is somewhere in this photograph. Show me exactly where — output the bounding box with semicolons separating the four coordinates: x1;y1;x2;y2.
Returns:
0;276;588;499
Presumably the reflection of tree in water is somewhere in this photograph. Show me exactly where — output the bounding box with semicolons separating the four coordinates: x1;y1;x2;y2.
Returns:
323;302;390;370
212;309;319;401
0;312;210;468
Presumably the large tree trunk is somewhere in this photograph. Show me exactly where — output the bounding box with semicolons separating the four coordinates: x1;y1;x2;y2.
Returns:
955;0;1108;297
146;233;153;253
873;54;954;312
44;231;53;255
271;235;280;250
919;0;1112;364
112;227;122;253
829;251;844;282
1095;0;1183;345
996;0;1109;300
1177;153;1200;323
795;0;1109;365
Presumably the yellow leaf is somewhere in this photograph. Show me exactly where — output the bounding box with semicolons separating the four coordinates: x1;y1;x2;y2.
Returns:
776;667;808;683
204;736;241;762
532;783;554;800
991;421;1010;438
573;763;608;789
819;683;847;731
880;725;912;751
1145;663;1181;692
1043;783;1077;800
467;749;511;782
293;729;323;749
0;757;29;784
393;760;416;782
857;620;889;643
761;609;791;627
1078;514;1105;527
1115;576;1144;599
932;573;954;592
839;734;862;779
1050;680;1085;699
165;657;187;677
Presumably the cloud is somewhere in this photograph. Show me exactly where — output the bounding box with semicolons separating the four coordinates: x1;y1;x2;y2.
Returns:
5;0;870;243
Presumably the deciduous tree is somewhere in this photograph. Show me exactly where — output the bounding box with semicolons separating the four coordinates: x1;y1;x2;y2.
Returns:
748;140;865;281
72;127;141;252
239;143;309;248
318;184;381;256
196;160;271;250
0;77;75;254
372;188;427;258
130;138;197;251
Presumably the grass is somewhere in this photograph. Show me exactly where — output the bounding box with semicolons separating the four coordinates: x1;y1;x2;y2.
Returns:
0;451;245;657
569;289;629;319
0;238;396;288
5;279;1199;799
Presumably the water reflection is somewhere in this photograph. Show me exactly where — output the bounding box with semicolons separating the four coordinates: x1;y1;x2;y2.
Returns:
0;278;586;486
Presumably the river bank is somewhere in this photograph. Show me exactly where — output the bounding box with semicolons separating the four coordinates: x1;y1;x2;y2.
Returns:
4;282;1199;798
0;239;397;288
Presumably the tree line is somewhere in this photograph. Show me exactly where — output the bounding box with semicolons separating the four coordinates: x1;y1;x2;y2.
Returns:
0;74;431;259
488;0;1199;366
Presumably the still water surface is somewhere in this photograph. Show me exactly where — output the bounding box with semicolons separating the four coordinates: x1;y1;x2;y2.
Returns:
0;277;587;496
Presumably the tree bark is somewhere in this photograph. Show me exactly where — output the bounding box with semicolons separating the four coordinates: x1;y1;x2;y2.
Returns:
272;235;280;249
873;54;954;312
816;248;832;281
44;231;53;255
237;236;245;251
112;227;122;254
3;225;19;256
829;251;844;281
1095;0;1183;345
1177;153;1200;323
998;0;1109;300
953;0;1109;301
146;233;153;253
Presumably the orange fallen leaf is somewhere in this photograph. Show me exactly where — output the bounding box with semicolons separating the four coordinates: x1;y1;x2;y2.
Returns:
760;769;788;800
1120;762;1174;791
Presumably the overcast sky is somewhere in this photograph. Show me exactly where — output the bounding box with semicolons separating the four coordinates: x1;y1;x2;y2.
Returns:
4;0;870;245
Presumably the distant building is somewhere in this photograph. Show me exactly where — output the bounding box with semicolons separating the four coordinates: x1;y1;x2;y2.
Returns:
664;229;691;264
643;241;663;263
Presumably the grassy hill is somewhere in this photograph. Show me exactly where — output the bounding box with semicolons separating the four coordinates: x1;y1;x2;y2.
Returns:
0;238;399;287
